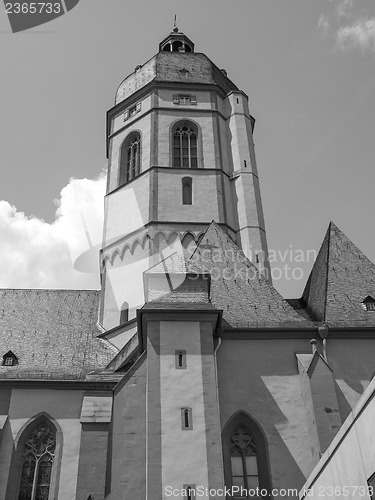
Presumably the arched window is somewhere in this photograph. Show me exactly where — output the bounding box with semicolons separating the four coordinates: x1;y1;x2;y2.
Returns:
119;132;141;185
18;421;56;500
182;177;192;205
223;412;272;498
230;425;259;492
120;301;129;324
173;122;198;169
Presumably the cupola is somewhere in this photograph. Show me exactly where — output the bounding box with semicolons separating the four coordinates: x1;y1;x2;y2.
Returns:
159;23;195;53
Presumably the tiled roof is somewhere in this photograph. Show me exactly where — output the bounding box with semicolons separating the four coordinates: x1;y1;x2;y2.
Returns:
302;222;375;327
145;223;313;328
0;289;118;381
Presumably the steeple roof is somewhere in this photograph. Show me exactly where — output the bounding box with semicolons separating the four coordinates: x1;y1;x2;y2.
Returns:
114;29;239;105
302;222;375;327
144;222;313;329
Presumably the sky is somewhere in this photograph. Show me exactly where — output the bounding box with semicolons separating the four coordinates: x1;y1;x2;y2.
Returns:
0;0;374;298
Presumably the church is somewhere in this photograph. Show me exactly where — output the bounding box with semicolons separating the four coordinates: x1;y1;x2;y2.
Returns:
0;26;375;500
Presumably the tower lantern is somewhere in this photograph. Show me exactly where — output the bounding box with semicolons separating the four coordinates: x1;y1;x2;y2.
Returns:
158;25;195;53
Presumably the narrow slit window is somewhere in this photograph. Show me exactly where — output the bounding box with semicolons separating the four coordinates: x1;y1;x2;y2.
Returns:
175;350;186;369
184;409;189;428
181;408;193;430
184;485;196;500
182;177;192;205
120;301;129;324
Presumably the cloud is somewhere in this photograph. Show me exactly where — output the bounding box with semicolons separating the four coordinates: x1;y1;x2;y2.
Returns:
0;173;106;289
318;0;375;54
318;14;331;37
336;17;375;52
335;0;356;19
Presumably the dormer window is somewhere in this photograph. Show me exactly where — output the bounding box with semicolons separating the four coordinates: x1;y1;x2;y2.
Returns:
2;350;18;366
362;296;375;311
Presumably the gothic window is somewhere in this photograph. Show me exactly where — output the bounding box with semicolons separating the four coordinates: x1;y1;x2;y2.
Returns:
230;425;259;493
173;122;198;169
119;132;141;186
182;177;192;205
18;422;56;500
120;301;129;323
223;412;272;499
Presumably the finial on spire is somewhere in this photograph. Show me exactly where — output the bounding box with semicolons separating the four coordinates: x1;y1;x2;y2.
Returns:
173;14;178;33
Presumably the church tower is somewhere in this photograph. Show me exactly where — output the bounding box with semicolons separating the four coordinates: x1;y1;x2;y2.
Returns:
100;26;270;334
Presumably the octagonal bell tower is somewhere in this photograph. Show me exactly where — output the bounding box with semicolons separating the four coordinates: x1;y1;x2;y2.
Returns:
100;26;271;336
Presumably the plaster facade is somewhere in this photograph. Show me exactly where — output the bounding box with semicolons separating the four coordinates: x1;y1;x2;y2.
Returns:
300;376;375;500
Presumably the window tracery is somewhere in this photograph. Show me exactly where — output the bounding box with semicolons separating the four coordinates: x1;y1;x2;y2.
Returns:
223;412;272;499
119;132;141;185
18;422;56;500
173;124;198;169
230;425;259;494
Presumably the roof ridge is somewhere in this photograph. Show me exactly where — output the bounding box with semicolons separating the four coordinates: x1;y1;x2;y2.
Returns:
322;222;333;322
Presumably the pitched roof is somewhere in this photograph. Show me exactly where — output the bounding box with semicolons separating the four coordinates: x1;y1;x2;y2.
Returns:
302;222;375;327
0;289;118;381
144;222;313;328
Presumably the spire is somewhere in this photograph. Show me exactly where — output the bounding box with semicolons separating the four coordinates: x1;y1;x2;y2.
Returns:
302;222;375;326
173;14;178;33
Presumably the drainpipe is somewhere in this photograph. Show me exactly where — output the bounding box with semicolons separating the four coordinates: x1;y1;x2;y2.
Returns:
317;323;330;362
213;337;224;483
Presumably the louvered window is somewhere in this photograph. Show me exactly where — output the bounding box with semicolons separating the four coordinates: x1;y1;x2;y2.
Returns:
172;94;197;105
123;101;141;121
